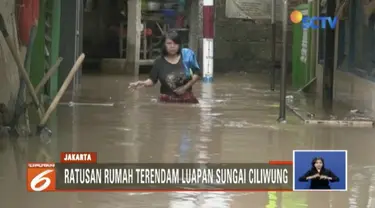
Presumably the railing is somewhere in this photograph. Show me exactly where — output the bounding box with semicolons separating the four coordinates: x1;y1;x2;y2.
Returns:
44;0;60;97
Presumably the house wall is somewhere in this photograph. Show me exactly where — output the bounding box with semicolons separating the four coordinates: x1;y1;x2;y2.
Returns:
0;0;21;115
315;0;375;116
213;0;305;73
334;69;375;116
316;63;375;117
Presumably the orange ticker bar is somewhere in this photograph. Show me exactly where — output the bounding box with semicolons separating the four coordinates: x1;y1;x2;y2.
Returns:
268;161;293;165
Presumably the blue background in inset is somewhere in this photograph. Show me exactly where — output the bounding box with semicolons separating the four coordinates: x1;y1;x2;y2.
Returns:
294;151;346;190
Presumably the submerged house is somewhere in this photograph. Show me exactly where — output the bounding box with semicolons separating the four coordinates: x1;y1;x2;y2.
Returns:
315;0;375;115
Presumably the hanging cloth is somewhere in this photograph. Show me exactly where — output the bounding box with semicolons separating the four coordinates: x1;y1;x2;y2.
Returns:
18;0;39;45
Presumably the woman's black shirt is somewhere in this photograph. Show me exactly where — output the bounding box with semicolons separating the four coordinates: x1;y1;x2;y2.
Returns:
149;56;199;95
298;168;339;189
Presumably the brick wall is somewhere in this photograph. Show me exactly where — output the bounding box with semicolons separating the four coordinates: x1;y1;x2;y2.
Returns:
0;0;21;114
214;0;305;72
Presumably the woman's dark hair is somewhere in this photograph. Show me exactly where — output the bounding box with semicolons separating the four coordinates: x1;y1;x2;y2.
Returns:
311;157;325;170
161;31;182;56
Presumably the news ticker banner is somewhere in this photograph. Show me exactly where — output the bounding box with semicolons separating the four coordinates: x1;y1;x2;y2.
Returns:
27;152;293;192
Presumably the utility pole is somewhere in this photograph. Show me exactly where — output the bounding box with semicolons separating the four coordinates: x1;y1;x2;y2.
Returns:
278;0;288;123
202;0;214;83
270;0;277;91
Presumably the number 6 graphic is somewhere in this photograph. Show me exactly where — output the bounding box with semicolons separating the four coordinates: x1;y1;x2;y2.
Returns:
30;170;54;191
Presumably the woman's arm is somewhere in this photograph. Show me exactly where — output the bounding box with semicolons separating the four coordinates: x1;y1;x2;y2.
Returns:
184;49;201;88
139;79;154;87
184;74;200;88
326;170;339;182
174;73;199;94
298;170;315;182
130;60;159;88
144;60;159;87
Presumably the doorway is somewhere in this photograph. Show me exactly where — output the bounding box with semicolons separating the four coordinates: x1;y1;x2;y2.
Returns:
82;0;192;73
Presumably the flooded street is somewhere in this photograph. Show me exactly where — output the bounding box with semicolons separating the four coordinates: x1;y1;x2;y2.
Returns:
1;73;375;207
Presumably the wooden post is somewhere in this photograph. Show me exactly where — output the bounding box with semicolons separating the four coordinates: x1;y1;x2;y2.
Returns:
322;0;336;110
270;0;276;91
309;0;318;83
125;0;141;75
278;0;288;123
188;0;199;52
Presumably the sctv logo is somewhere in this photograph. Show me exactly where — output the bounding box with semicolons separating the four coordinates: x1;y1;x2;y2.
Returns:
290;10;338;29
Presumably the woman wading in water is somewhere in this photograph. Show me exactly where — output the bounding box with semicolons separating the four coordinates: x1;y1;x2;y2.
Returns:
128;31;201;103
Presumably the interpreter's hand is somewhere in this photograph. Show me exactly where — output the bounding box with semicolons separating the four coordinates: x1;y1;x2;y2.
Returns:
128;81;144;91
319;175;330;180
174;85;188;95
308;173;320;180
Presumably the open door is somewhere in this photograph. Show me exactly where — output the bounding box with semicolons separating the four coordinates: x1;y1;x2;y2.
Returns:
59;0;83;97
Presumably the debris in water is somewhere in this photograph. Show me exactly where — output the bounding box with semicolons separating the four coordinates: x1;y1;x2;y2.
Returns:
307;113;315;119
329;115;337;120
64;102;115;107
350;109;364;115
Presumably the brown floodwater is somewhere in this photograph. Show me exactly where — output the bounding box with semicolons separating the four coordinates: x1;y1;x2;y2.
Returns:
0;73;375;208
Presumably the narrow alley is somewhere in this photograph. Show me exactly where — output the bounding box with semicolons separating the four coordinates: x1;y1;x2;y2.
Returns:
1;0;375;207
